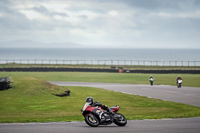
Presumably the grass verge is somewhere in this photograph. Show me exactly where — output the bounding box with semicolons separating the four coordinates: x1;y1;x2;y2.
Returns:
1;72;200;87
0;73;200;123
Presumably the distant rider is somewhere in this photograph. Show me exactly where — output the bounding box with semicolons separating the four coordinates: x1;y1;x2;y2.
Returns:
176;75;182;82
176;75;183;87
86;97;114;114
149;75;154;86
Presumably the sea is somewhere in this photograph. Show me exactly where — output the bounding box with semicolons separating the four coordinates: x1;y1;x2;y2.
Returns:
0;48;200;66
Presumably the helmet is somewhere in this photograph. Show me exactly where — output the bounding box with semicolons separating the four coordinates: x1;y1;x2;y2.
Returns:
86;97;93;104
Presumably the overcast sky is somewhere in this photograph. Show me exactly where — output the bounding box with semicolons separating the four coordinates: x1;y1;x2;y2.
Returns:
0;0;200;48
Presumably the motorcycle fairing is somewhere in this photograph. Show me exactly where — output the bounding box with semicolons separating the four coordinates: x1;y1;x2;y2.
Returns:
82;103;111;123
109;105;119;113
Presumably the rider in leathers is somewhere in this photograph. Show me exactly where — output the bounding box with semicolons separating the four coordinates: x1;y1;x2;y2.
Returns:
176;75;183;83
86;97;114;114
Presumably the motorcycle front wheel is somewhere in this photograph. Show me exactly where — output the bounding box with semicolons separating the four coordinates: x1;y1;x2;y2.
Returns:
113;113;127;126
177;83;181;88
85;114;99;127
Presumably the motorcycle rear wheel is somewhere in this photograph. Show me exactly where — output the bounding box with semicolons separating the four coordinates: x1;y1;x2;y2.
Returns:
114;113;127;126
85;114;99;127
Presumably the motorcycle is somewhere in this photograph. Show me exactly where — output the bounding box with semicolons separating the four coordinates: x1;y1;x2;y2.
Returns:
149;78;154;86
81;102;127;127
177;79;182;88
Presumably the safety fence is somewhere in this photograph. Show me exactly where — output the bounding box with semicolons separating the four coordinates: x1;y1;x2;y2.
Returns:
0;59;200;66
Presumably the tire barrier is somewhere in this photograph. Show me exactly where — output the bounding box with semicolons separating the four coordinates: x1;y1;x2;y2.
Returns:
53;90;70;97
0;67;200;74
0;77;12;91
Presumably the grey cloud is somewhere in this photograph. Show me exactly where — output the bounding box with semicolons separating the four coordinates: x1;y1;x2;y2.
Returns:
32;6;68;17
117;0;179;9
0;5;68;31
0;0;199;48
0;9;28;30
0;0;10;5
194;0;200;5
117;0;200;13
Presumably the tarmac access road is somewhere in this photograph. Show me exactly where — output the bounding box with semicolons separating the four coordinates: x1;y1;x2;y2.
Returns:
1;117;200;133
49;81;200;107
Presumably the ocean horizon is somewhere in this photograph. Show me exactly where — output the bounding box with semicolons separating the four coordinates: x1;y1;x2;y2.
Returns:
0;48;200;62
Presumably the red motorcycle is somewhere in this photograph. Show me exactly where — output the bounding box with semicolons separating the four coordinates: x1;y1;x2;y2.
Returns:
81;102;127;127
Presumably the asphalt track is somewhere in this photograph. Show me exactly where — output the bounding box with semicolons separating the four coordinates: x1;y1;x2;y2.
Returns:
49;81;200;107
1;117;200;133
1;82;200;133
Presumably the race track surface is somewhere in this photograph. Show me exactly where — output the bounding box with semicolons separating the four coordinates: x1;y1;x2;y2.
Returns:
1;117;200;133
49;81;200;107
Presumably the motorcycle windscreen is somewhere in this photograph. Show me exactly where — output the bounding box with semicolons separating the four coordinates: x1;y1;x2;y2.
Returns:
178;80;182;83
82;102;90;111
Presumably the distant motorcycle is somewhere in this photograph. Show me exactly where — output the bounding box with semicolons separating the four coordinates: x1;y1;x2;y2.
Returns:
177;79;182;88
81;102;127;127
149;77;154;86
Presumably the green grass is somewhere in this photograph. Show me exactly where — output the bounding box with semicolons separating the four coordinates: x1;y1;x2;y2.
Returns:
0;72;200;123
1;72;200;87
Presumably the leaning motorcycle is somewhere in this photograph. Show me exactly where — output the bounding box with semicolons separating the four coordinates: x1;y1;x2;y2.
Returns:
177;79;182;88
81;102;127;127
